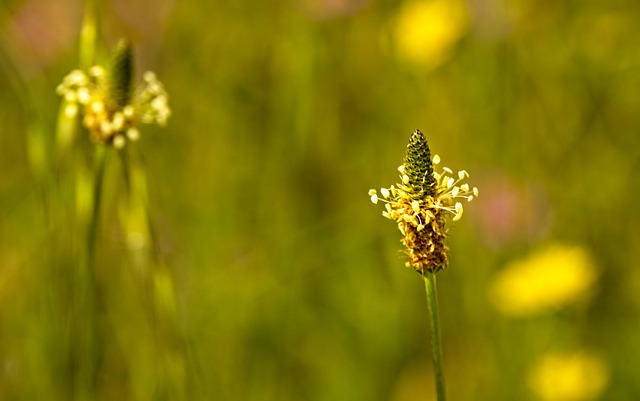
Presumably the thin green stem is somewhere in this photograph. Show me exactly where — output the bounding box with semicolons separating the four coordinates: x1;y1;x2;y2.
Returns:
87;146;108;270
423;272;446;401
79;0;97;70
77;145;108;401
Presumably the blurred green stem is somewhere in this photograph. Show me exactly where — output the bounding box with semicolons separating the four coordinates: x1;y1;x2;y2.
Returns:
87;146;107;285
78;145;107;401
87;146;107;274
423;272;446;401
79;0;97;70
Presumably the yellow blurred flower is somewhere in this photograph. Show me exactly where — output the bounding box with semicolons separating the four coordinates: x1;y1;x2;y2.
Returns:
393;0;468;68
489;245;597;316
56;42;170;149
528;351;608;401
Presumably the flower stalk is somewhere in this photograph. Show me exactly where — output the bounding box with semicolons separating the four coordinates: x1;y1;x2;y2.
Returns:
76;144;107;400
424;271;446;401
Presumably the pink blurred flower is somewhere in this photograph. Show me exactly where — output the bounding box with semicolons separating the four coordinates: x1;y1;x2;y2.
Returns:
469;172;552;249
2;0;81;75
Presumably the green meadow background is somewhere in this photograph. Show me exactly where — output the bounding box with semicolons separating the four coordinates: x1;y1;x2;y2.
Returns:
2;0;640;400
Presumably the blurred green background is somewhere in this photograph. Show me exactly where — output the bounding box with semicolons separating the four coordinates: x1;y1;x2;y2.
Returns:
2;0;640;400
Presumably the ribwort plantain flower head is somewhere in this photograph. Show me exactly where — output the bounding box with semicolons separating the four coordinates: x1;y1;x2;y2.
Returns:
369;129;478;273
56;40;170;149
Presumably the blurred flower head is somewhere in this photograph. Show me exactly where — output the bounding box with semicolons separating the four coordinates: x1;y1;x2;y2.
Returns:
471;173;552;250
392;0;468;69
2;0;80;76
489;244;598;316
528;351;608;401
56;41;170;149
466;0;512;41
369;130;478;273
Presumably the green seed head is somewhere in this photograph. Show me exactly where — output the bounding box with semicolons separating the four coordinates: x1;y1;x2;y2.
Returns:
105;40;133;109
403;129;436;199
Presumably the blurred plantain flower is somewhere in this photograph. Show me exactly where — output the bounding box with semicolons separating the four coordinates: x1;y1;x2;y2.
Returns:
369;129;478;273
527;351;608;401
56;40;170;149
393;0;468;69
489;244;598;316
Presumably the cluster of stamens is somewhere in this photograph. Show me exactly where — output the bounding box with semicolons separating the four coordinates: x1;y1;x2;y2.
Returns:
56;67;170;149
369;130;478;273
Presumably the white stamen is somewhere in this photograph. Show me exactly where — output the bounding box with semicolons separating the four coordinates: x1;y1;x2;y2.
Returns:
91;100;104;114
77;88;91;104
113;135;126;149
452;202;463;221
65;104;78;118
447;177;455;188
412;200;420;213
126;128;140;141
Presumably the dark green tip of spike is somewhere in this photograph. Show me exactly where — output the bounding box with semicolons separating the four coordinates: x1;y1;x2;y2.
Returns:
403;129;436;198
106;39;133;109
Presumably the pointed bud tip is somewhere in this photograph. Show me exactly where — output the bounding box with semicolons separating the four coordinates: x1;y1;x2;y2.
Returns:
403;129;436;198
106;39;134;108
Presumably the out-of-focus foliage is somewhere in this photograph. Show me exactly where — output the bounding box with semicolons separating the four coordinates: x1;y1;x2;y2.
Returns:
2;0;640;400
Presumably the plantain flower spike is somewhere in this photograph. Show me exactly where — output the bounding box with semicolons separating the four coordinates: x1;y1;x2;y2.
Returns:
56;40;170;149
369;129;478;273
